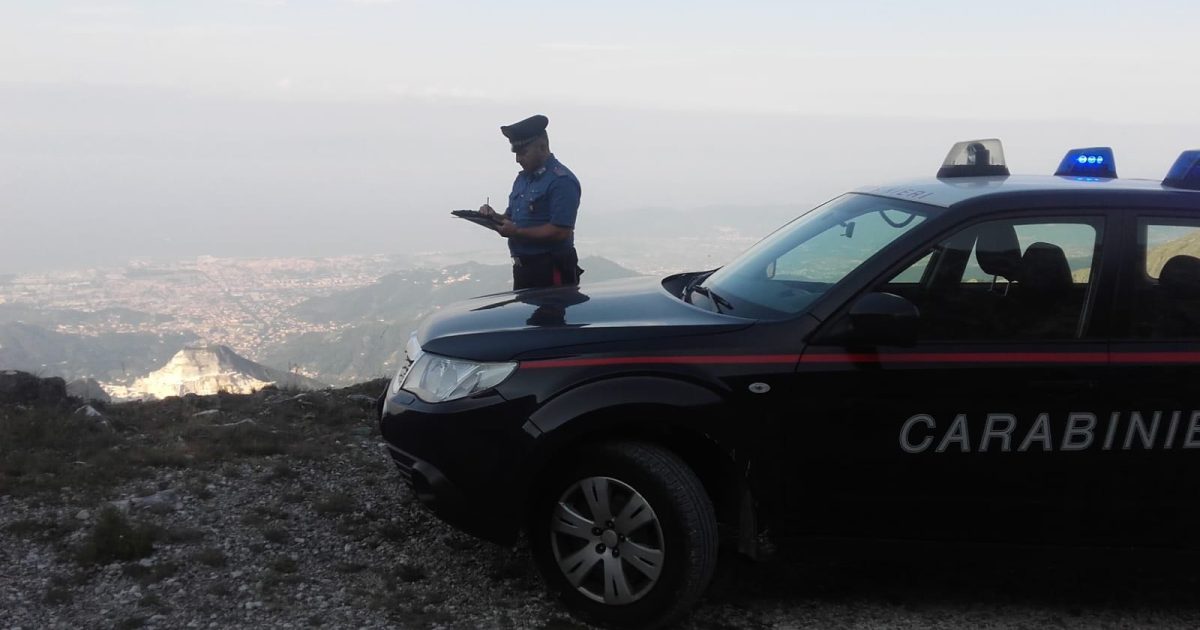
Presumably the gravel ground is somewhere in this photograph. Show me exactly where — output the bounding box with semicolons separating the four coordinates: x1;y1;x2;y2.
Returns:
4;387;1200;629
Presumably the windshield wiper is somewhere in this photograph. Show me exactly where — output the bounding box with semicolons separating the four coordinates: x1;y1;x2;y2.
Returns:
682;269;733;313
688;284;733;313
682;271;714;305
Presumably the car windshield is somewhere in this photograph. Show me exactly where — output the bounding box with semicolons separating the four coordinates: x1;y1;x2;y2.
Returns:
695;194;936;319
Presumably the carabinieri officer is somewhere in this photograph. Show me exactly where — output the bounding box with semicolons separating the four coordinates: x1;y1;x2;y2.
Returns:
479;114;583;290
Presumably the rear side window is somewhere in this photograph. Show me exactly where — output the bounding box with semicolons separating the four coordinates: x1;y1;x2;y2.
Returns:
1129;219;1200;339
879;216;1103;341
1144;223;1200;279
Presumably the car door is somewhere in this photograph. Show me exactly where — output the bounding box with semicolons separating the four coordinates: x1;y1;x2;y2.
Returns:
1107;211;1200;543
786;210;1115;543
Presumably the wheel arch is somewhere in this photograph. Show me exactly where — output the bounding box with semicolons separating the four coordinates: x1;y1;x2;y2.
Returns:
522;376;747;538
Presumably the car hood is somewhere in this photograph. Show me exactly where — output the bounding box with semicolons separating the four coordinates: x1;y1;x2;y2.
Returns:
415;276;753;362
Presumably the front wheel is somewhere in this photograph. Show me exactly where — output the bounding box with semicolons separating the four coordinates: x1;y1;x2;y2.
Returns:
530;441;719;629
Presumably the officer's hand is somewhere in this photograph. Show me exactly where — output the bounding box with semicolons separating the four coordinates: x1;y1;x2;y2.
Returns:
478;204;496;218
497;219;517;238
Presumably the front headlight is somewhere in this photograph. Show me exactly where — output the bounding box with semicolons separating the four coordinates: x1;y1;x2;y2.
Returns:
400;352;517;403
388;334;425;396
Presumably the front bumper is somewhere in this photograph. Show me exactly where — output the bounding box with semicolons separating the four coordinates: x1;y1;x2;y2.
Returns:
378;390;539;545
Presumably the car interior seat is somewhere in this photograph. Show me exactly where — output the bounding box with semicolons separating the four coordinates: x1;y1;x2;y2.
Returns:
975;222;1023;293
1011;241;1077;337
1155;254;1200;337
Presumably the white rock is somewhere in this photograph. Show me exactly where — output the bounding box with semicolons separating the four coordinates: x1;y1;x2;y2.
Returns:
215;418;256;428
129;489;180;511
131;345;322;399
75;509;90;520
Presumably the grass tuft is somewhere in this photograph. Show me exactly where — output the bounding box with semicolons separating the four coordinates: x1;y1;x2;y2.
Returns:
270;557;299;573
76;507;156;565
314;492;355;515
192;547;227;568
263;527;290;545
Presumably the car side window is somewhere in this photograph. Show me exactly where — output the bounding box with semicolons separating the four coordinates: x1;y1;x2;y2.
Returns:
878;217;1103;341
1129;219;1200;339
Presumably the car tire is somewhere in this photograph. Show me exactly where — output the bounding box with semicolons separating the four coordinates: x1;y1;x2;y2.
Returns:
530;441;718;629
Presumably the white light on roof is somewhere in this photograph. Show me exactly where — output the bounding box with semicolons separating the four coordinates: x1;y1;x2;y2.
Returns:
937;139;1010;178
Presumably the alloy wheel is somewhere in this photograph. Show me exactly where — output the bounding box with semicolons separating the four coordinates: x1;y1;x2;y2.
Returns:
548;476;665;605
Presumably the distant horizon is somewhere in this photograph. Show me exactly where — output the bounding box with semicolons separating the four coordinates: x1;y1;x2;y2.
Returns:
0;195;812;274
4;1;1197;272
4;85;1197;272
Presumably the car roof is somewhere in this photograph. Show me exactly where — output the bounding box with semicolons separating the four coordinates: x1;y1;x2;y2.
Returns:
856;175;1200;211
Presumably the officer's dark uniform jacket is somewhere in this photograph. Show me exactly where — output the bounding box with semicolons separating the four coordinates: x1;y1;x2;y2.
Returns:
504;153;583;290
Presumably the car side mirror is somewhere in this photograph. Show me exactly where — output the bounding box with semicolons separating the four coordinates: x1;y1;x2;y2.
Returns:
849;292;919;347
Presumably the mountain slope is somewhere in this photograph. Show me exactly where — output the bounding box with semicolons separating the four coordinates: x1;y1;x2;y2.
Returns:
263;256;641;385
292;256;640;325
0;322;198;382
0;304;172;328
1148;230;1200;277
131;344;326;399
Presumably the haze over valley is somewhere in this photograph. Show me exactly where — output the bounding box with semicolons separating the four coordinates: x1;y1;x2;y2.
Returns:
0;208;796;397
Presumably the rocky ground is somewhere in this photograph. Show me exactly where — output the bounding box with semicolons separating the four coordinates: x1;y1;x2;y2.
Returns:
3;374;1200;629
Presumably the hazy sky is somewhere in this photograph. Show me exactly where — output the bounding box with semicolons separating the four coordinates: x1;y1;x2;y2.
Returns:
3;1;1199;271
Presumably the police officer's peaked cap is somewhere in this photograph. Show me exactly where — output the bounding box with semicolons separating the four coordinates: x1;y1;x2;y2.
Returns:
501;114;549;151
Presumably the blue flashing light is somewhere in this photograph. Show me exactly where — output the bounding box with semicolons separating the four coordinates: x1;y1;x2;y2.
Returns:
1055;147;1117;179
1163;150;1200;191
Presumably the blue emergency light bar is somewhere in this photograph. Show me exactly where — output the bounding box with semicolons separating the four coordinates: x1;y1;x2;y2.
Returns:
1054;147;1117;179
1163;150;1200;191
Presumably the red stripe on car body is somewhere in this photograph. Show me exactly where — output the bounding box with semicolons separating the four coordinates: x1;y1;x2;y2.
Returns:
1109;351;1200;363
520;355;801;369
799;351;1110;364
521;350;1200;369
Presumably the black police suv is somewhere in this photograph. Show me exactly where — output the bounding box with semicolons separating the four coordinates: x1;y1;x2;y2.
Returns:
379;139;1200;628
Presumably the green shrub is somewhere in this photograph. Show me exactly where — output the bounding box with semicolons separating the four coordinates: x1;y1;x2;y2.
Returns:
76;507;156;565
262;527;290;545
270;557;299;574
313;493;355;515
192;547;227;568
